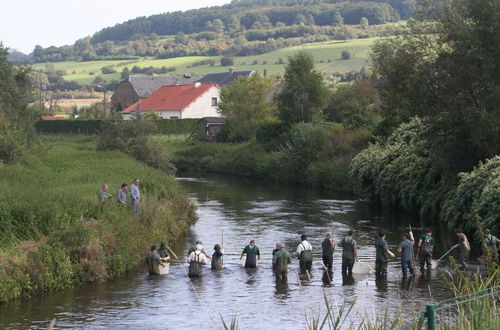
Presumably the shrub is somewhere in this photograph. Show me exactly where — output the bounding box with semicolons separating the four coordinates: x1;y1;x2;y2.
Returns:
341;50;351;60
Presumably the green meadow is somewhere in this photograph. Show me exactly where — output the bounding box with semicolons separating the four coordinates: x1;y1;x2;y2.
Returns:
32;38;377;84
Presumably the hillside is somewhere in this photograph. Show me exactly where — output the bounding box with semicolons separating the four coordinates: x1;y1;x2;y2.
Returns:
27;0;413;64
32;38;376;85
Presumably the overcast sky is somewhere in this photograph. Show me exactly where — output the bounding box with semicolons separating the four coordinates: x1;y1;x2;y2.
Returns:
0;0;232;54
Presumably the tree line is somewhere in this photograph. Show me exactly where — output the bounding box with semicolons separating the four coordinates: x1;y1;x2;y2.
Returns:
25;0;415;63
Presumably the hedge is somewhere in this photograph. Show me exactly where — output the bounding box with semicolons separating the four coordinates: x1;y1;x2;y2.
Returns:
35;119;198;135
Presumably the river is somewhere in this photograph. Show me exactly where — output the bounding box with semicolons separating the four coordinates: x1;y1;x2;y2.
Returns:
0;175;456;329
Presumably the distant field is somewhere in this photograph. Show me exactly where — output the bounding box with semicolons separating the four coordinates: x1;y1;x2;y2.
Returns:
32;37;377;84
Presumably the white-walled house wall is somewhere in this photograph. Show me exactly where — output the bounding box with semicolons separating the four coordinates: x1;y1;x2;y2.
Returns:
121;85;221;120
181;86;221;118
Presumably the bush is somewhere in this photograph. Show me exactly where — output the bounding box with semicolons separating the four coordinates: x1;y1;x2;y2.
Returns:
255;121;291;150
98;120;175;174
220;57;235;66
341;50;351;60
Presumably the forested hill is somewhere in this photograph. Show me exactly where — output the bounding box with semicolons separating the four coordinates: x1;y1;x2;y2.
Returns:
28;0;418;63
91;0;415;43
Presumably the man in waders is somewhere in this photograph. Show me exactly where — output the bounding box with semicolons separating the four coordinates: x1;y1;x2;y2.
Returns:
187;240;211;259
398;233;415;278
273;242;292;282
322;232;335;270
484;229;500;263
296;235;313;272
452;230;470;271
240;240;260;268
145;245;168;275
158;243;170;260
417;228;434;272
375;232;395;276
339;230;358;276
188;244;208;277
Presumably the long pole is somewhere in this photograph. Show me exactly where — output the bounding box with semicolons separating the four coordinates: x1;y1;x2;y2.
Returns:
221;229;224;269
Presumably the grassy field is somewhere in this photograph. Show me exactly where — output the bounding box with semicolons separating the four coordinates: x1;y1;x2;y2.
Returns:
32;38;377;84
0;135;195;302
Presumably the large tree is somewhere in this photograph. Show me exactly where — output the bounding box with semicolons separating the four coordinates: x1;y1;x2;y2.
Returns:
276;50;329;123
371;0;500;172
217;74;276;140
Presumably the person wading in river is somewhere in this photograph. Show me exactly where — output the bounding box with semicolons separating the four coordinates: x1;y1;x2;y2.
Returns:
339;230;358;276
398;233;415;278
296;235;313;272
188;244;209;277
452;230;470;271
322;232;335;270
145;245;168;275
240;240;260;268
272;243;280;271
417;228;434;272
273;242;292;282
484;229;500;263
211;244;224;270
187;240;211;259
158;243;170;260
375;232;395;276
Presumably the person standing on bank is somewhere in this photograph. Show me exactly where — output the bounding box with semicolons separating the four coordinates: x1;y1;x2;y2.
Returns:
417;228;434;272
398;233;415;278
339;230;358;276
98;184;112;202
240;240;260;268
273;242;292;282
117;183;128;207
375;232;395;276
452;230;470;271
296;235;313;272
145;245;168;275
130;178;140;214
322;232;335;269
188;244;209;277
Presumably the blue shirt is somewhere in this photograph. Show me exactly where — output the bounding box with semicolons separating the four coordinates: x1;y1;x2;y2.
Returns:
117;189;127;203
398;239;414;261
131;184;140;200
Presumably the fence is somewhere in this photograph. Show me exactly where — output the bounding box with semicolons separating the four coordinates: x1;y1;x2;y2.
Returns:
422;286;499;330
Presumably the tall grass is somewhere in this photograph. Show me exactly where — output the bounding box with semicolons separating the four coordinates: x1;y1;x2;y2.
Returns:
0;135;196;302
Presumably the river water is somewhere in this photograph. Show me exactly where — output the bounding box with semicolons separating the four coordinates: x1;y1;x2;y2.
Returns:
0;175;456;329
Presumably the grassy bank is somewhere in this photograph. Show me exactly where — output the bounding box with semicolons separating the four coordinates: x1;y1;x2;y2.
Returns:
160;123;371;193
0;136;196;302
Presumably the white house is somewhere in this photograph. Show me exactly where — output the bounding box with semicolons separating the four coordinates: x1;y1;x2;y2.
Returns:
122;82;221;120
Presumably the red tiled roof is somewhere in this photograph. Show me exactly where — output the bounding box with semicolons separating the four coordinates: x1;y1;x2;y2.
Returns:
122;83;219;113
40;116;66;120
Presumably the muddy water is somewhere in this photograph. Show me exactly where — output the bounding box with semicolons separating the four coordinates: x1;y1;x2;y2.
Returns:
0;175;455;329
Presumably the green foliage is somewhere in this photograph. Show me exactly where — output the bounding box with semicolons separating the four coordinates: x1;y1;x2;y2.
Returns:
277;50;329;123
255;121;291;150
441;157;500;233
340;50;351;60
217;74;277;140
324;79;379;130
0;136;195;302
372;0;500;173
97;120;175;174
350;117;500;232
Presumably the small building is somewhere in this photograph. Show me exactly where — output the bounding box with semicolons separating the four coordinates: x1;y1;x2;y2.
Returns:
122;83;221;120
111;74;201;111
197;68;255;86
197;117;226;142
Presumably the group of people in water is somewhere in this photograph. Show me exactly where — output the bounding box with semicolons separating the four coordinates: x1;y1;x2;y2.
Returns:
145;227;500;282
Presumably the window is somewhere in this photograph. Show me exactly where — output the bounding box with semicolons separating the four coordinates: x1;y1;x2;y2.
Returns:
211;97;218;106
170;116;179;119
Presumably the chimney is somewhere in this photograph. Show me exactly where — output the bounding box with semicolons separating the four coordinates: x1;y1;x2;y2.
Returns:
194;82;201;88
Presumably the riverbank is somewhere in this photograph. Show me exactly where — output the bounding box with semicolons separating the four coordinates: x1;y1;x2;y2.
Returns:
158;124;371;193
0;136;196;302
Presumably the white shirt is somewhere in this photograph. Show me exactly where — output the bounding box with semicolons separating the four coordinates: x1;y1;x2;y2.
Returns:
296;240;313;254
188;251;208;264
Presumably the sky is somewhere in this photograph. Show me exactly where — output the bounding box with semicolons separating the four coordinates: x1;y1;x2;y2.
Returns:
0;0;232;54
